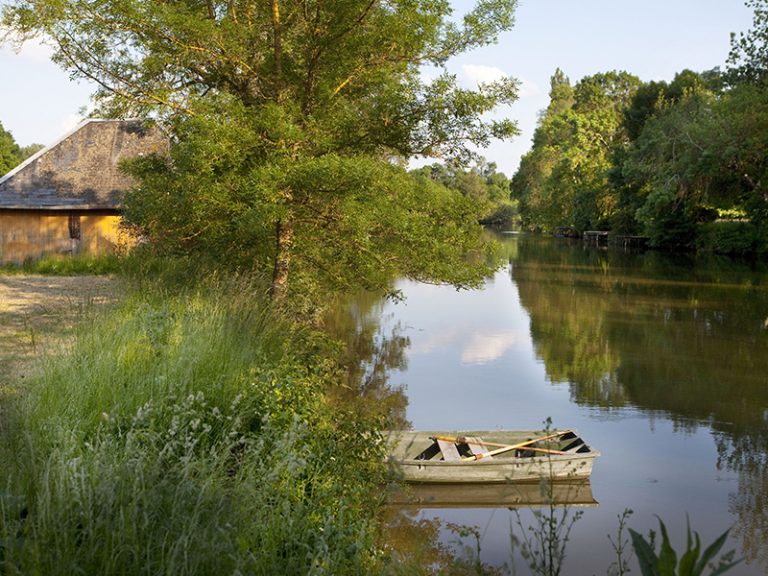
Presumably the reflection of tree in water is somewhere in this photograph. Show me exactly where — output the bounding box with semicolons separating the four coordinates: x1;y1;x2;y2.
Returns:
511;236;768;564
323;290;411;428
510;241;632;407
715;428;768;568
382;509;504;575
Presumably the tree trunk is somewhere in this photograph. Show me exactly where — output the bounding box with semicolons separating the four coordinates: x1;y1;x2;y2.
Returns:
270;217;294;300
271;0;283;90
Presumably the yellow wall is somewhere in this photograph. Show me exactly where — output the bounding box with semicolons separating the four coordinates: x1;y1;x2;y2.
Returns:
0;210;134;264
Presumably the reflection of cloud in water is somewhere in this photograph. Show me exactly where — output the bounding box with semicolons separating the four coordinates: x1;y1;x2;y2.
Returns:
409;328;461;355
462;330;525;365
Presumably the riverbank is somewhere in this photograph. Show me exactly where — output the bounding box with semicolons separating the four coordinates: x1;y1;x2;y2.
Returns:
0;274;396;575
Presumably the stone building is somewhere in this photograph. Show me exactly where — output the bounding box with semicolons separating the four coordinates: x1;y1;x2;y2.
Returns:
0;119;167;264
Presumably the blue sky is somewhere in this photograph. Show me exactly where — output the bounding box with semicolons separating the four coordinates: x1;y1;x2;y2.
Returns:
0;0;755;175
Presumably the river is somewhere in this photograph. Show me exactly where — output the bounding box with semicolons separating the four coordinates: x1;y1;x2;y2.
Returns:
353;233;768;574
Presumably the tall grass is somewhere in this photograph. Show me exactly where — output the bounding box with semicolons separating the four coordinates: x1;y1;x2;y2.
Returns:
0;277;387;575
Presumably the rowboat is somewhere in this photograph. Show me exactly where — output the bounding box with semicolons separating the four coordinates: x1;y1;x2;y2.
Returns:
387;429;600;484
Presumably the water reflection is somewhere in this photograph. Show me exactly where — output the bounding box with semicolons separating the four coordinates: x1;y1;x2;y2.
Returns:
338;233;768;573
512;236;768;568
324;290;412;428
512;237;768;422
461;330;527;365
390;480;597;509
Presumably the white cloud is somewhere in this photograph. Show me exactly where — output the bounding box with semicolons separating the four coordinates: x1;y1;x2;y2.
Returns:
461;330;525;365
461;64;507;86
517;78;542;99
410;328;461;355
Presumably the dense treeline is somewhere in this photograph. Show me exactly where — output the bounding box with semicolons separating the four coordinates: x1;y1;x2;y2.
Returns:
410;159;517;227
512;0;768;255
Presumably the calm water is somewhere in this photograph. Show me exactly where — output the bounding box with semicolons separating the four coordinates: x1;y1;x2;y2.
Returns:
357;234;768;574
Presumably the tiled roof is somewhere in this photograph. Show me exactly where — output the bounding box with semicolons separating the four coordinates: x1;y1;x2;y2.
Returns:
0;119;167;210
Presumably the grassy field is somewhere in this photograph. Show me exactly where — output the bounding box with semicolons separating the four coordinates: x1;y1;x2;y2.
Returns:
0;275;120;403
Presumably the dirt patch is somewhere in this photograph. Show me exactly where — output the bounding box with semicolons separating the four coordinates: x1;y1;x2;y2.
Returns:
0;275;121;389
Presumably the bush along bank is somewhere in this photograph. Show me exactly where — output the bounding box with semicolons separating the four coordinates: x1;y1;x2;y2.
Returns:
0;278;389;576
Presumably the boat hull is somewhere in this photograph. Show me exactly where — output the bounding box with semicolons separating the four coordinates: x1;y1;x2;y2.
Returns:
388;430;600;484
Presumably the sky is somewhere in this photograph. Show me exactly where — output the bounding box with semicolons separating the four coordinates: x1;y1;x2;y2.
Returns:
0;0;756;176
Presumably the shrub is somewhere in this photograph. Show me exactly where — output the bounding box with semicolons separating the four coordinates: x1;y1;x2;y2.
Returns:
697;221;758;255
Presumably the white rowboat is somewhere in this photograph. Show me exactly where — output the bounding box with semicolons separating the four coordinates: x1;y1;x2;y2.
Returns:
388;429;600;484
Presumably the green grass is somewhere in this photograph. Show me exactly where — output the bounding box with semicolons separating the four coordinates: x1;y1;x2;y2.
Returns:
0;276;388;575
0;253;122;275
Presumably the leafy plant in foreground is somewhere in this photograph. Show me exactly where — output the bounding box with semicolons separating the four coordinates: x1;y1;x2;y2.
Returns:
629;517;742;576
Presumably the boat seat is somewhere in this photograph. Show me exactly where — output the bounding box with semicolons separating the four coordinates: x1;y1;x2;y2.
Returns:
562;438;585;453
463;436;493;459
436;439;461;461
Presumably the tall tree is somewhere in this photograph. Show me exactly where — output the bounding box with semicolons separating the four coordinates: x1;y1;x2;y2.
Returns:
512;70;640;232
547;68;574;115
727;0;768;84
3;0;519;300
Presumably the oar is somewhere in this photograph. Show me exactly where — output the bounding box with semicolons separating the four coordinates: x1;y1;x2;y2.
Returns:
429;430;570;455
429;436;568;460
451;430;574;461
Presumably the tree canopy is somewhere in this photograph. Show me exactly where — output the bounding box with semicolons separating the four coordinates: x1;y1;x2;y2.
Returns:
512;70;641;232
3;0;519;302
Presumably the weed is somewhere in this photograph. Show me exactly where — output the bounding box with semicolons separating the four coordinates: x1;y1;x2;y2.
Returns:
608;509;634;576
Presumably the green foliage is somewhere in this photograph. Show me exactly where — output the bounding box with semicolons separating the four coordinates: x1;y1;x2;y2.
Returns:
697;221;762;255
18;142;43;159
3;0;519;301
633;186;699;250
608;509;634;576
0;121;22;175
727;0;768;84
625;73;768;248
629;517;742;576
512;69;641;232
480;201;518;228
0;278;389;575
411;158;516;226
516;53;766;252
513;0;768;252
124;115;499;308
